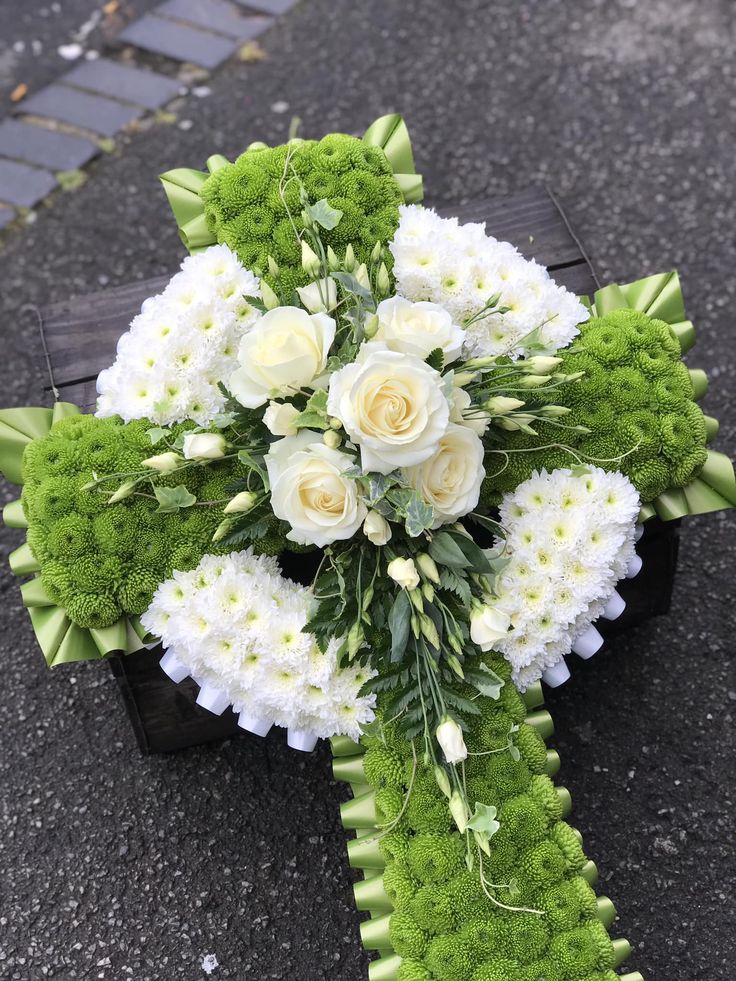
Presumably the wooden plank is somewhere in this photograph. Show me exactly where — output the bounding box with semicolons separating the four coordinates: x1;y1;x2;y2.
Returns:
40;185;596;396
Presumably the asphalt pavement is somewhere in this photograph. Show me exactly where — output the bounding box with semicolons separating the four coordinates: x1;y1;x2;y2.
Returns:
0;1;734;979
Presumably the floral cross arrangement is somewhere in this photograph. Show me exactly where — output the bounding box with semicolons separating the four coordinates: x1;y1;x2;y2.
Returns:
1;114;734;981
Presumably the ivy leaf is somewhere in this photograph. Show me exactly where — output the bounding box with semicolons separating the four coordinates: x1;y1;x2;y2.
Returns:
211;412;237;429
154;485;196;513
294;389;329;431
331;271;374;305
425;347;444;372
405;494;434;538
307;198;343;230
466;802;500;837
388;589;412;663
466;662;505;700
146;426;170;446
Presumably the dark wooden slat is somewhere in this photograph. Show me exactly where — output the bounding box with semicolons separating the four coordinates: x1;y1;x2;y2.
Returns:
41;185;595;394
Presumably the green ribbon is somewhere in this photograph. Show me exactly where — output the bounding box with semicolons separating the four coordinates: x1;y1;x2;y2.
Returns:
160;114;424;254
587;271;736;523
1;401;156;667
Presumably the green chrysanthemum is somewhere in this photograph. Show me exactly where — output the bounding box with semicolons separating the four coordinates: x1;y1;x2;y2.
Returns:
198;134;403;295
389;911;430;960
481;308;710;505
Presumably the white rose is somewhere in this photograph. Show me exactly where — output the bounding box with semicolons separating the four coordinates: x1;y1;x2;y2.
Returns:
327;343;451;475
436;717;467;764
404;423;485;528
297;277;338;313
229;307;336;409
266;431;366;547
449;386;490;436
263;400;300;437
182;433;227;460
470;604;512;651
387;557;420;590
374;296;465;364
363;511;392;546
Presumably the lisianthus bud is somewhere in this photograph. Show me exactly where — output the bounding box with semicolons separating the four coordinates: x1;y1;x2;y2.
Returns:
416;553;440;584
297;277;338;313
263;401;300;437
260;281;280;310
523;356;562;373
301;240;321;277
323;428;342;449
377;263;391;295
485;396;525;415
470;604;511;651
539;404;571;417
449;790;469;832
371;240;383;263
363;511;392;546
354;263;370;290
344;243;356;271
211;518;232;543
224;491;258;514
108;480;136;504
183;433;227;460
141;451;181;473
436;717;468;764
517;374;550;389
327;246;340;271
433;765;452;799
363;313;379;339
267;255;280;278
387;556;420;589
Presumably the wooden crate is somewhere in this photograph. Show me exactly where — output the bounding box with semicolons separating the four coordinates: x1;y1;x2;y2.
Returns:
38;186;680;754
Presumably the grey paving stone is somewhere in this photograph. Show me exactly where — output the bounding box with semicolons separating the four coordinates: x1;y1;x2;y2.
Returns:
0;120;98;172
19;85;141;138
119;14;239;69
0;158;56;208
0;204;15;230
233;0;296;14
62;58;181;111
156;0;272;40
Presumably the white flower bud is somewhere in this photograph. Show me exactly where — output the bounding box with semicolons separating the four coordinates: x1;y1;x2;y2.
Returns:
355;263;370;290
436;717;468;765
485;396;526;415
297;277;338;313
108;480;136;504
224;491;258;514
470;604;512;651
523;356;562;373
182;433;227;460
301;240;321;277
387;556;420;589
416;553;440;584
141;451;181;473
363;511;392;546
263;401;300;437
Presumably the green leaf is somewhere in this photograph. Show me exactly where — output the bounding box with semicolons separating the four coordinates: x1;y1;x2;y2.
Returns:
425;347;444;372
154;485;197;513
405;494;434;538
146;426;170;446
466;802;500;837
211;412;237;429
466;662;505;700
429;531;472;569
308;198;343;230
331;271;374;305
388;589;412;663
294;389;329;431
446;530;492;574
237;449;269;488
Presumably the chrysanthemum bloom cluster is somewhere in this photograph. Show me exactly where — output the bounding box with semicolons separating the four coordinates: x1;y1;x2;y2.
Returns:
389;205;588;357
482;309;709;504
199;134;403;296
141;550;376;741
20;415;247;629
491;468;639;690
96;245;260;426
358;655;620;981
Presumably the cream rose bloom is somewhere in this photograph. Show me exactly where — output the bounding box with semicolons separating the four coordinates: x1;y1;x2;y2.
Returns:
327;343;451;475
403;423;485;527
229;307;336;409
374;296;465;365
266;430;366;547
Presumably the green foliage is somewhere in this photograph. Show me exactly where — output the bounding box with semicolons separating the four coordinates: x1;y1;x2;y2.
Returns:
199;134;403;293
20;415;293;629
481;308;710;504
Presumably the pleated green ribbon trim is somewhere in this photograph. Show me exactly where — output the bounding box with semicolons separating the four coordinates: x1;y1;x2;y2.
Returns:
160;114;424;254
0;401;155;667
586;270;736;523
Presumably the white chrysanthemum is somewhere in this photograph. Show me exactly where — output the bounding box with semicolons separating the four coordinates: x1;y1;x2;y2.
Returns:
141;549;376;742
389;205;589;358
95;244;261;426
488;467;640;689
